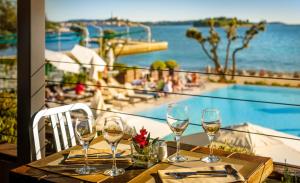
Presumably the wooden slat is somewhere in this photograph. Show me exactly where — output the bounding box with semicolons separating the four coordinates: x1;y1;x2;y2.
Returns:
50;115;61;152
65;112;76;147
57;113;69;150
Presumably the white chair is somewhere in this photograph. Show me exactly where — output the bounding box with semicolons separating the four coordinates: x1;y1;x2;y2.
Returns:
31;103;93;160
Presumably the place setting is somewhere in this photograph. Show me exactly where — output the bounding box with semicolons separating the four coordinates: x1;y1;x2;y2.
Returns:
136;103;245;183
28;104;250;183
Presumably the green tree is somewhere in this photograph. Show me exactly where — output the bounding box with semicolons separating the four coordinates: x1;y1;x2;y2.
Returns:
0;0;17;49
186;18;265;81
0;0;17;34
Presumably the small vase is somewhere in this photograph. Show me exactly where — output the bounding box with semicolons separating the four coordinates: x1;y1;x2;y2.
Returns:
132;152;155;168
131;143;158;168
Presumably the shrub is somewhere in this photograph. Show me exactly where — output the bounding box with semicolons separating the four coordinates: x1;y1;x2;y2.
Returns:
150;60;166;70
63;73;78;85
0;92;17;144
271;82;281;86
103;29;117;39
62;72;88;86
165;60;178;70
78;72;88;83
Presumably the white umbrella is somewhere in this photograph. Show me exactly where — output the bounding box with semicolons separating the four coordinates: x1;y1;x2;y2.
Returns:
215;122;300;165
45;49;80;73
71;45;106;80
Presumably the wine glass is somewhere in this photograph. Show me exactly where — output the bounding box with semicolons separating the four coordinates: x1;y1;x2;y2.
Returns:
166;103;189;162
103;116;125;176
75;116;97;175
201;108;221;163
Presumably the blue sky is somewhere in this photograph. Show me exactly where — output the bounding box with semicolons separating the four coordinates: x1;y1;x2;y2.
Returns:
46;0;300;24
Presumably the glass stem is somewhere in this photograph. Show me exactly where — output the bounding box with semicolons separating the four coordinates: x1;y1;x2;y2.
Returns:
208;135;214;157
83;142;89;168
111;143;117;171
175;135;181;157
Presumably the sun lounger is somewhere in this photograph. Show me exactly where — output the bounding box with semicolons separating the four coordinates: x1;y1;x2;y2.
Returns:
124;83;154;102
100;79;141;104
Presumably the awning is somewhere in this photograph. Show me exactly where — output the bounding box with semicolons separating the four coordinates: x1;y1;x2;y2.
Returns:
70;45;106;80
45;49;80;73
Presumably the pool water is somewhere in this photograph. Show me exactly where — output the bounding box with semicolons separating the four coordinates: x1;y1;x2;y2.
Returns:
137;85;300;138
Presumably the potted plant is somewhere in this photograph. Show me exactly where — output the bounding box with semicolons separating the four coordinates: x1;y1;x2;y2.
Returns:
165;59;179;76
131;127;159;168
150;60;166;79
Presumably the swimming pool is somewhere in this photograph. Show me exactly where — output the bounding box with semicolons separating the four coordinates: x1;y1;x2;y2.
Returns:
137;85;300;138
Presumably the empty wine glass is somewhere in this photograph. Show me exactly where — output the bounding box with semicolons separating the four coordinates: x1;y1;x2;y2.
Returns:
103;116;125;176
75;115;97;175
166;103;189;162
201;108;221;163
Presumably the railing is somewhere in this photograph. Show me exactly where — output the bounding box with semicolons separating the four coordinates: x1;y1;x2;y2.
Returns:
1;60;299;142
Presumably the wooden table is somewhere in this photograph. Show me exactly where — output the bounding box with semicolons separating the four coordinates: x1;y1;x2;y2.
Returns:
10;139;273;183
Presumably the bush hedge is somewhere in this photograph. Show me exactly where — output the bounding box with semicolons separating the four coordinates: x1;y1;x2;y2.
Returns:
0;92;17;144
165;59;178;70
150;60;166;70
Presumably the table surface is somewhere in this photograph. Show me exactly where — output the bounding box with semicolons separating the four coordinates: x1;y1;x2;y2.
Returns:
10;138;273;183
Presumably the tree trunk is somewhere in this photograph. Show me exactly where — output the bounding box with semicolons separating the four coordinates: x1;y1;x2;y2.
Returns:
224;40;231;74
231;47;243;80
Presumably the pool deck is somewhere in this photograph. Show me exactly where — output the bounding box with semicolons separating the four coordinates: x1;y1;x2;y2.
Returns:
123;82;228;114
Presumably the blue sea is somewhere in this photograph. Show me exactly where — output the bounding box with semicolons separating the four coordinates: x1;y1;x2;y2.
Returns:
1;24;300;72
137;85;300;138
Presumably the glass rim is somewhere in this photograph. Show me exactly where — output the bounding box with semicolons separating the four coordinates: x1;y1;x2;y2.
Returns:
202;108;220;114
167;103;189;112
201;108;221;122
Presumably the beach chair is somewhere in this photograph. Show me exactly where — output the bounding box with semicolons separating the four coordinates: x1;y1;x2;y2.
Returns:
31;103;93;160
124;83;154;102
100;79;141;105
108;86;141;104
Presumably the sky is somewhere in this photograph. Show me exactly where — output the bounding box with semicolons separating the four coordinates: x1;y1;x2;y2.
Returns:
46;0;300;24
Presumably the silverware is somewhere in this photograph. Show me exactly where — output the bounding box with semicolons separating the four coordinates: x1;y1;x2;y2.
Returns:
166;172;227;179
68;150;126;159
165;164;240;179
166;170;227;175
225;164;239;179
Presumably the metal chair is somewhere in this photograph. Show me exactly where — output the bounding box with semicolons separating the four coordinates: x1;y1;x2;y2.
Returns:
31;103;93;160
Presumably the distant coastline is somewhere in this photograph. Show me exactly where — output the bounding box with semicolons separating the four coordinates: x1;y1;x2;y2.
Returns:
64;17;299;27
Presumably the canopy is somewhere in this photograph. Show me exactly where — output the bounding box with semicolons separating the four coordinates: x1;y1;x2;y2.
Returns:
45;49;80;73
215;123;300;165
71;45;106;80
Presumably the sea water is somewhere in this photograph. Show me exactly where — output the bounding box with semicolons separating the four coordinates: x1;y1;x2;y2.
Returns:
1;24;300;72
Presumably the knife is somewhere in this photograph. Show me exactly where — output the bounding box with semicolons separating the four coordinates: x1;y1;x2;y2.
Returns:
165;170;227;176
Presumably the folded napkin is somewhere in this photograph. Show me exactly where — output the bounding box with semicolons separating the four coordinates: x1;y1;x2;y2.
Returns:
158;165;245;183
64;148;131;164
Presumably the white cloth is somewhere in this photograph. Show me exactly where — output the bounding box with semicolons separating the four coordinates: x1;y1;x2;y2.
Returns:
45;49;80;73
71;45;106;80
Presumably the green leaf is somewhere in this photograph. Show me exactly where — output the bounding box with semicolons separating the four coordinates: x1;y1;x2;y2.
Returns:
152;137;159;146
146;132;150;144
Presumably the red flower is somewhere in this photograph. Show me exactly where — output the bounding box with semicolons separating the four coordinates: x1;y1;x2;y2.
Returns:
133;128;149;149
140;128;147;136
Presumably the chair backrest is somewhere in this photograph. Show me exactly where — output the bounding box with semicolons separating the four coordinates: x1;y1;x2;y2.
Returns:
32;103;93;160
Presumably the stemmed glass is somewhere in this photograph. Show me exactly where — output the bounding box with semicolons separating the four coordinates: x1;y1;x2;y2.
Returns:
102;116;125;176
201;108;221;163
74;116;97;175
166;103;189;162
